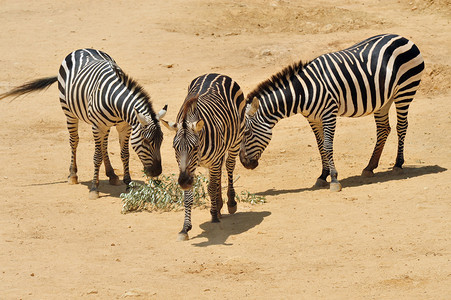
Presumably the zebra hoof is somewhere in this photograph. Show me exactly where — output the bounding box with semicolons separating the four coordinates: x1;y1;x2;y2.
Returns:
177;232;189;241
330;182;342;192
361;169;374;177
314;178;328;188
89;190;99;200
228;204;237;214
393;167;404;175
109;176;121;186
68;176;78;185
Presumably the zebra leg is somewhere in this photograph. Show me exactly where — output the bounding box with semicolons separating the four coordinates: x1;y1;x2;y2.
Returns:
89;127;106;199
208;162;223;222
101;129;120;186
116;122;132;187
362;104;392;177
226;148;239;214
393;99;412;174
322;116;342;192
178;189;194;241
66;115;79;184
217;177;224;219
308;121;330;188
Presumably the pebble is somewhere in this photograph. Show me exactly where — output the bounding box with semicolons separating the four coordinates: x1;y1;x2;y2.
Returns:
260;49;272;56
121;290;143;298
87;290;98;295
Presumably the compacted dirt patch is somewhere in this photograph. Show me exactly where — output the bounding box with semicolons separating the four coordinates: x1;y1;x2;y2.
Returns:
0;0;450;298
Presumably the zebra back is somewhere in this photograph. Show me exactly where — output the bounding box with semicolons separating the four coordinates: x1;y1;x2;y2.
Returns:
246;34;424;121
58;49;158;127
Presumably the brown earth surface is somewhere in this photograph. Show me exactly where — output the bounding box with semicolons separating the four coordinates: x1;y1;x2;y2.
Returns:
0;0;450;299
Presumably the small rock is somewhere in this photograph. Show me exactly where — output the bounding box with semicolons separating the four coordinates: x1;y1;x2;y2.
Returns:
87;290;98;295
322;24;333;32
122;290;142;297
260;49;272;56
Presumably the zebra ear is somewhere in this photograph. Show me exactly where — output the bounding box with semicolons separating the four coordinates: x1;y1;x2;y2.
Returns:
192;120;204;133
135;109;150;126
247;97;259;116
156;104;168;121
161;119;178;132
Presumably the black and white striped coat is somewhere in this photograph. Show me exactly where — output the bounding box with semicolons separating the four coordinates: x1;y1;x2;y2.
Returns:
162;73;245;240
0;49;167;198
240;34;424;191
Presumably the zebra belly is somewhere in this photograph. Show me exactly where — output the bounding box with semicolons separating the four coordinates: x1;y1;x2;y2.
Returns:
337;95;393;118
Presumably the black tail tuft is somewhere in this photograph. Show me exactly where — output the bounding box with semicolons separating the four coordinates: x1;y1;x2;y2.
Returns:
0;76;58;100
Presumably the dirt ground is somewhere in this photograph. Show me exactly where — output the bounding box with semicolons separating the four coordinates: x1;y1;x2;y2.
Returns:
0;0;450;298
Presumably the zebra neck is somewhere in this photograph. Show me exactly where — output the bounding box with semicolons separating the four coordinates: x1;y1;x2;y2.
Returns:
257;85;298;128
121;95;155;127
256;67;322;127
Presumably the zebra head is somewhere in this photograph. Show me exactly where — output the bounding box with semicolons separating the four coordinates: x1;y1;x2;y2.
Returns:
240;97;272;169
161;97;204;190
132;106;167;177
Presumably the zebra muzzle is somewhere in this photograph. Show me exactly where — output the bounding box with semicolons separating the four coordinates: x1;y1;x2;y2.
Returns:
178;171;194;190
144;161;162;177
239;150;259;170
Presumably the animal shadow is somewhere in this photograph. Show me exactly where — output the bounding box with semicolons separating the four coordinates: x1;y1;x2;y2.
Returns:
79;179;146;198
256;165;447;197
190;211;271;247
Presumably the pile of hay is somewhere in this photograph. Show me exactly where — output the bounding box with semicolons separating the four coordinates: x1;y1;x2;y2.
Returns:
120;174;265;213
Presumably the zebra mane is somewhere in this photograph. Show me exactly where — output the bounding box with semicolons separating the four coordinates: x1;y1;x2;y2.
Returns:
112;64;156;117
180;94;199;120
246;60;308;103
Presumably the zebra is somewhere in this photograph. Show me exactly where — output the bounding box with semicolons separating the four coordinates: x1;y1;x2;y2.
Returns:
0;49;167;199
239;34;424;191
161;73;246;240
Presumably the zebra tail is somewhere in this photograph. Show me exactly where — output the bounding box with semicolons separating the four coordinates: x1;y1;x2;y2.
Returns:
0;76;58;101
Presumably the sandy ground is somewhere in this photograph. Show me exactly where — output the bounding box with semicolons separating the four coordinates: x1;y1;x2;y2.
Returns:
0;0;450;298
